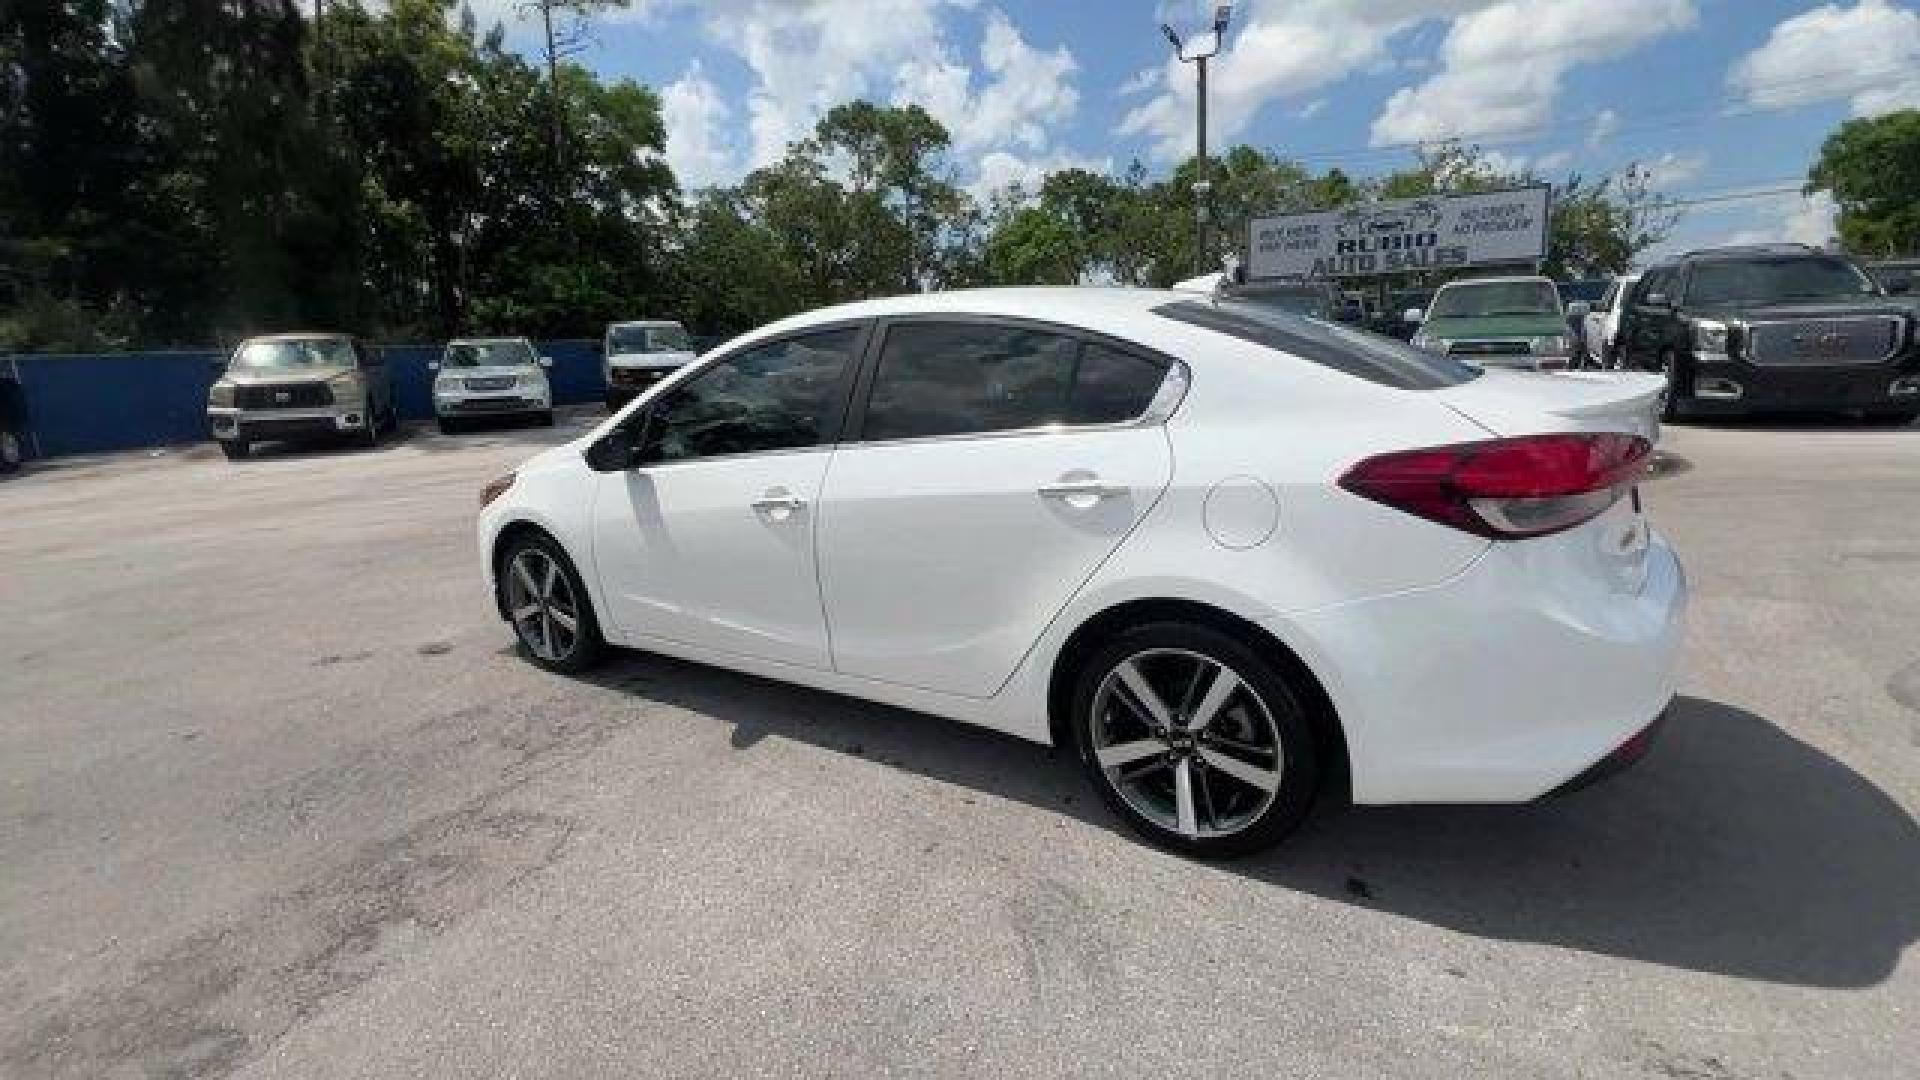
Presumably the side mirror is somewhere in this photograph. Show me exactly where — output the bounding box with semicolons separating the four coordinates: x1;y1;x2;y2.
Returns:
537;355;554;368
427;360;440;372
584;425;638;473
1567;301;1591;319
1402;307;1424;324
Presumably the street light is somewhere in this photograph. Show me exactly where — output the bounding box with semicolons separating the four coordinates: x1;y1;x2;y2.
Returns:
1161;3;1233;275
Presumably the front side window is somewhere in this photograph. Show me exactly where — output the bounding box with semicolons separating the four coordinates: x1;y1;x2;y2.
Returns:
230;337;355;370
860;322;1168;442
1683;257;1878;306
1427;280;1562;318
445;340;534;368
643;327;859;462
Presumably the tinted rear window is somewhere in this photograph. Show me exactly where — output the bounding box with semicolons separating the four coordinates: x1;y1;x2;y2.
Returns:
1153;300;1479;390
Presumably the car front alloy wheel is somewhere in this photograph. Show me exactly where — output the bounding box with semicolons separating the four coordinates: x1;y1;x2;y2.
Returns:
502;539;605;672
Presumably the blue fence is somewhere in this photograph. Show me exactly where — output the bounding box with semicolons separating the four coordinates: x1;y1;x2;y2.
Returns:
6;339;608;459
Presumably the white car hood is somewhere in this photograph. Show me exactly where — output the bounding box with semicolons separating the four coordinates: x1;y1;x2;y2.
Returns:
1435;368;1665;444
607;350;695;370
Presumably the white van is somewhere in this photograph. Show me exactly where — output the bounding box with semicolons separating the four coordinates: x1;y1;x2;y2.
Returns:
603;320;695;411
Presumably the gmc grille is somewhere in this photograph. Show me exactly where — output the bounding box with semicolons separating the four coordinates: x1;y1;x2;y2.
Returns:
236;383;333;409
1747;317;1903;367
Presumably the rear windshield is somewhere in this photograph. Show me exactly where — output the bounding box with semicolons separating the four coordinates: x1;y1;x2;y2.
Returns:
1154;300;1480;390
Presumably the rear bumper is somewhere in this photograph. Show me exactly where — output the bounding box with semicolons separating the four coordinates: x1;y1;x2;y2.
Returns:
208;408;365;442
1686;353;1920;413
1276;531;1687;805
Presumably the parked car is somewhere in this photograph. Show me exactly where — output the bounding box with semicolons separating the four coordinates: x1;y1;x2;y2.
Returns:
1581;272;1642;369
206;334;396;460
1618;243;1920;422
0;359;25;474
1406;276;1583;370
430;337;555;433
604;320;696;411
1175;272;1362;323
476;287;1684;857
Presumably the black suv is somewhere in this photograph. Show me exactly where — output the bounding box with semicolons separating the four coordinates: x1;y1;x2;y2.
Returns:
1618;243;1920;422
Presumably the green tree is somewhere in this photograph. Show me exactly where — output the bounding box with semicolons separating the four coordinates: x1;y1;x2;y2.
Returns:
1808;109;1920;257
985;206;1081;285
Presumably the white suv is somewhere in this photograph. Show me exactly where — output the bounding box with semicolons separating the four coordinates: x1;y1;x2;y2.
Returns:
431;338;554;433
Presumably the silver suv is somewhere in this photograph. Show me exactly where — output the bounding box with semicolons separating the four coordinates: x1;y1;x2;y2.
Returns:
206;334;396;460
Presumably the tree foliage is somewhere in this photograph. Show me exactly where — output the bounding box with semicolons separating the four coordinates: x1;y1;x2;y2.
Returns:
1;3;1681;351
1809;109;1920;258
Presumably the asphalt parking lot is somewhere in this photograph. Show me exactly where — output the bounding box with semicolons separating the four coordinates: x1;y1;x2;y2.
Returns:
2;412;1916;1079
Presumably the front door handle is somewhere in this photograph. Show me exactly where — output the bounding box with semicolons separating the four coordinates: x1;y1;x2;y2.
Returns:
751;491;807;513
1038;477;1120;501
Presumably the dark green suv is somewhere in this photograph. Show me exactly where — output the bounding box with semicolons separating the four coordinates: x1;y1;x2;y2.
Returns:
1618;244;1920;422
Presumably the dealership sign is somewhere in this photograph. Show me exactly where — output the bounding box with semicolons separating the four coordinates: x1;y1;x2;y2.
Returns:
1247;186;1551;279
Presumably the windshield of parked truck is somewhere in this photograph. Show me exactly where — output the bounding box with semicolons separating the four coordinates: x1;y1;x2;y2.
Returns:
609;324;690;354
230;337;355;370
1427;280;1562;319
444;339;534;368
1685;257;1878;306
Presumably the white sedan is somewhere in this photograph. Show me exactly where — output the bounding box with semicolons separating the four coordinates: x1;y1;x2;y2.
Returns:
476;288;1685;857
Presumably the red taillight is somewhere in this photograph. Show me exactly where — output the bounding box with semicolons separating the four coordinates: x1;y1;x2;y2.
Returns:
1338;432;1650;539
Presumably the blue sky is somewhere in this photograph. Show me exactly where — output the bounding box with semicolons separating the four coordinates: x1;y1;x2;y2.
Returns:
470;0;1920;264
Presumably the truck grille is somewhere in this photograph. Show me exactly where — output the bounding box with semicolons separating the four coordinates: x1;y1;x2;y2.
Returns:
1447;339;1531;356
1747;317;1903;367
235;383;333;409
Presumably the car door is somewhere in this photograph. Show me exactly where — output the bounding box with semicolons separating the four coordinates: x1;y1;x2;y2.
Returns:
588;324;866;669
816;318;1178;699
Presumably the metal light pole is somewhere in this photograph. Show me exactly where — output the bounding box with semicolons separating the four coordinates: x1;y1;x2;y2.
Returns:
1162;4;1232;276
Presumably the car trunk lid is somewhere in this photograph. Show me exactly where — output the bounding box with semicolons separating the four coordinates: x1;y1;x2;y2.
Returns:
1433;368;1664;442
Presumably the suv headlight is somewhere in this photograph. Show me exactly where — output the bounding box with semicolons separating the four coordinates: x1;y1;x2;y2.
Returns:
1692;319;1729;354
208;382;235;408
1529;334;1570;356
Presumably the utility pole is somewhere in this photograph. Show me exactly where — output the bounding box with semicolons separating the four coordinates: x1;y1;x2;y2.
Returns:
1162;4;1232;276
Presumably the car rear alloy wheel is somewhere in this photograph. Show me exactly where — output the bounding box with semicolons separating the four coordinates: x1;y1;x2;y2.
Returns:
1073;624;1320;857
502;537;605;672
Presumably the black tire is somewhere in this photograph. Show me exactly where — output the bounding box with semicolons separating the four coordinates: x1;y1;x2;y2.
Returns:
539;410;556;427
1069;622;1322;858
0;423;21;474
220;439;250;461
437;416;456;435
1659;350;1687;421
497;531;607;674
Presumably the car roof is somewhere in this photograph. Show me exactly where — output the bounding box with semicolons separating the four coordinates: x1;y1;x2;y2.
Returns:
447;336;530;345
607;320;683;329
1678;243;1829;263
243;332;354;341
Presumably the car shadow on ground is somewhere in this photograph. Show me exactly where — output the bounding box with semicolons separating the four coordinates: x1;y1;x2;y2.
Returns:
580;651;1918;989
1675;412;1917;432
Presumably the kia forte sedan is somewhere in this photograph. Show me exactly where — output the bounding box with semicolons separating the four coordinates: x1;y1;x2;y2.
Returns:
476;288;1685;856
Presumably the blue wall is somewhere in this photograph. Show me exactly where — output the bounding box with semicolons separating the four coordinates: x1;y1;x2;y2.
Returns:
7;339;608;459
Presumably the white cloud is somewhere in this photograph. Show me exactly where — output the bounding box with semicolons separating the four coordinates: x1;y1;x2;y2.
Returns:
1728;0;1920;117
1586;107;1620;150
660;63;737;190
969;149;1115;201
1372;0;1696;146
894;9;1078;155
1116;66;1161;98
1659;191;1840;260
1638;150;1706;192
1121;1;1494;161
